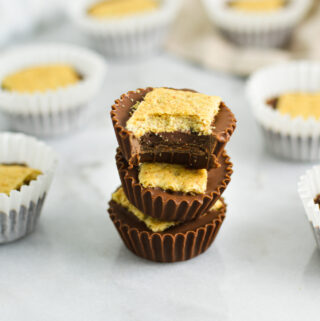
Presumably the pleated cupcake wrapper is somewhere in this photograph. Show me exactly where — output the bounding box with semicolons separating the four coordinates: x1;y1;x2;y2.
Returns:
2;104;91;137
298;166;320;249
111;87;237;169
220;28;293;48
71;0;182;57
0;43;107;137
80;22;170;57
116;148;233;222
108;200;226;263
201;0;312;47
0;195;46;244
0;133;57;243
247;60;320;161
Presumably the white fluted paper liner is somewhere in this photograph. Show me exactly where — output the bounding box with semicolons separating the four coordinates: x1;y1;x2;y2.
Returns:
71;0;182;57
201;0;312;47
298;166;320;249
0;132;57;243
0;43;107;137
247;60;320;161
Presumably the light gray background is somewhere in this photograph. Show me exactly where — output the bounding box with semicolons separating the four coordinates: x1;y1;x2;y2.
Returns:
0;21;319;321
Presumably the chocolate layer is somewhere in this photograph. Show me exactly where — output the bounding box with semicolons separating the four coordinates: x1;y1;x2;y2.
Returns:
111;87;236;169
314;194;320;207
266;97;278;109
116;148;233;221
108;198;226;262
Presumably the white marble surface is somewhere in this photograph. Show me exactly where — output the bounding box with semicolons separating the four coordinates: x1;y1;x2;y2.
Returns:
1;22;320;321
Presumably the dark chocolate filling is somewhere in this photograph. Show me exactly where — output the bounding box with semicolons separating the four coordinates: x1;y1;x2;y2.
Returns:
112;87;236;169
266;97;279;109
1;163;27;167
314;194;320;207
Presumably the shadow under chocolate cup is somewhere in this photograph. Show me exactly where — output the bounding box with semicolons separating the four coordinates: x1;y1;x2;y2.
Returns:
108;198;226;263
111;87;236;170
116;148;232;222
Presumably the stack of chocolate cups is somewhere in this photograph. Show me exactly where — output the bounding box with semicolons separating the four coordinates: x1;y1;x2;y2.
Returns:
109;88;236;262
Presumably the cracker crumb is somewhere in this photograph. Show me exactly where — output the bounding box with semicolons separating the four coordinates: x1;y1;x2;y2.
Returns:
210;200;224;212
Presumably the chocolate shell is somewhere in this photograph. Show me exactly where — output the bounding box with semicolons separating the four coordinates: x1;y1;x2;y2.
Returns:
110;87;236;170
116;148;232;221
108;198;226;263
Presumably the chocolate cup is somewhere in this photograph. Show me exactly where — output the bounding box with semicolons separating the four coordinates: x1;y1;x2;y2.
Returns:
110;87;236;170
108;198;226;263
116;148;232;222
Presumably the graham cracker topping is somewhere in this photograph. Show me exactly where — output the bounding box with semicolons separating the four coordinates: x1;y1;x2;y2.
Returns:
2;64;80;93
0;165;42;195
88;0;158;18
276;92;320;120
229;0;286;12
139;162;208;194
126;88;221;138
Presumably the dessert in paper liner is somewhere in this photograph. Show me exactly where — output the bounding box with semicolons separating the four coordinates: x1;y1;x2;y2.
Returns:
298;166;320;249
0;132;57;243
0;43;106;137
108;193;226;263
247;61;320;161
201;0;312;48
111;87;236;170
116;148;232;222
71;0;182;57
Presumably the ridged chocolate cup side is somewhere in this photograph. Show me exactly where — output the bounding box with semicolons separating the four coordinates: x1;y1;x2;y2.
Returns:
108;199;226;263
110;87;237;170
116;148;233;222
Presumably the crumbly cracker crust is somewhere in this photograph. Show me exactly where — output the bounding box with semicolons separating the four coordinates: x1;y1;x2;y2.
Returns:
87;0;158;18
126;88;221;138
0;165;42;195
228;0;286;12
2;64;80;93
277;92;320;120
139;162;207;194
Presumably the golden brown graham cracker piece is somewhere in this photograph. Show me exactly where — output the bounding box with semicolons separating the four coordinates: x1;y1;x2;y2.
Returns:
276;92;320;120
228;0;286;12
139;162;208;194
87;0;158;18
126;88;221;138
210;199;223;211
0;165;42;195
2;64;80;93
